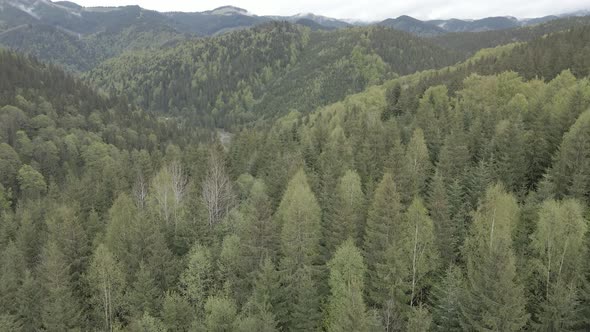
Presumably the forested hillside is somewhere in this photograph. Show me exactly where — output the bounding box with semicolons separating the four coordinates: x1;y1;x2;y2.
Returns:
431;16;590;56
86;23;460;127
1;3;590;331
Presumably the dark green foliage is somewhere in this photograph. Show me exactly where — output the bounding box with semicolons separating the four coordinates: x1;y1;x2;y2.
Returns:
86;23;460;127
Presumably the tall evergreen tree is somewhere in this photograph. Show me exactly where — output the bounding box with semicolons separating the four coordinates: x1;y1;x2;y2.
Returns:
325;170;365;256
401;129;432;202
38;241;81;331
277;169;322;271
363;173;403;307
325;239;371;332
432;265;464;332
461;184;528;331
530;199;587;330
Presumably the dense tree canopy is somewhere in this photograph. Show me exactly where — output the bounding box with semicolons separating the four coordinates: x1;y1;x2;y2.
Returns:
1;13;590;332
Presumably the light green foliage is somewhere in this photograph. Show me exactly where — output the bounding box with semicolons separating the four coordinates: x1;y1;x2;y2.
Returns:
461;185;528;331
16;165;46;199
179;244;213;313
407;305;432;332
325;170;365;254
549;110;590;201
363;173;402;306
325;239;371;332
87;244;126;331
0;143;21;190
391;197;438;307
162;291;194;332
204;296;238;332
531;199;587;330
277;169;322;271
401;129;432;202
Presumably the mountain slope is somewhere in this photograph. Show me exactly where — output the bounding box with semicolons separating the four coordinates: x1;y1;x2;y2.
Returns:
0;2;188;70
378;15;446;37
431;16;590;56
85;23;461;126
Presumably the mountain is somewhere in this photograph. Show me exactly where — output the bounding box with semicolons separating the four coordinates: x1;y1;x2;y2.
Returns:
427;16;520;32
286;13;351;28
431;15;590;56
294;18;335;31
0;1;188;70
378;15;446;37
85;22;460;126
377;12;590;36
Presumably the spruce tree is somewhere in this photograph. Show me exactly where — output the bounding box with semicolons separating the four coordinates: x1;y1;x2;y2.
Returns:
38;241;81;331
325;239;371;332
325;170;365;256
432;265;464;332
363;173;402;307
277;169;322;271
461;184;528;331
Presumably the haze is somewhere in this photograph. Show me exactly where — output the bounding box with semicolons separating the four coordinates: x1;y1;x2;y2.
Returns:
71;0;589;21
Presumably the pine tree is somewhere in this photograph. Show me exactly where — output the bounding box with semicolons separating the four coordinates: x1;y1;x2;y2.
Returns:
204;295;238;332
548;109;590;201
325;239;371;332
179;243;213;316
490;118;527;193
287;266;321;331
241;258;282;331
38;241;81;331
530;199;587;330
16;269;41;331
432;265;464;332
363;173;402;307
325;170;365;256
237;179;278;270
277;169;322;271
461;184;529;331
407;305;432;332
162;291;194;332
394;197;438;307
128;262;161;318
401;128;432;202
428;172;455;264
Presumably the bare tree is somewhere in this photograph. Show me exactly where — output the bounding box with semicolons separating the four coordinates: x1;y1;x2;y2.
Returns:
169;161;188;233
202;149;234;227
132;172;148;210
151;166;172;226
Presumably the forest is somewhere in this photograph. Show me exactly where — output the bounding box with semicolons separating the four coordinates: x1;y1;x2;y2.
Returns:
1;6;590;332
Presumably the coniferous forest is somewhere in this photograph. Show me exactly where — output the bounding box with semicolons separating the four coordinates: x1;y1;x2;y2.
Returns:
1;1;590;331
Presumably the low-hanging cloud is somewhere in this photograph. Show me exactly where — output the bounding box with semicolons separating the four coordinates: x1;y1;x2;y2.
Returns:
73;0;589;21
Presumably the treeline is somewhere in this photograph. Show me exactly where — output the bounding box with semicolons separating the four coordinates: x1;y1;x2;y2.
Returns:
2;37;590;331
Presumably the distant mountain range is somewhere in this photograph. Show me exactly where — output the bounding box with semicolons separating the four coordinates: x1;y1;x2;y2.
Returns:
2;0;588;37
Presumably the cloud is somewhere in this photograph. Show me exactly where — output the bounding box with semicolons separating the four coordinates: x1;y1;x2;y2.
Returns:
72;0;589;21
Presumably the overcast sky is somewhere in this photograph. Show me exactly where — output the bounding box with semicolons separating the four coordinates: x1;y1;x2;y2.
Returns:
71;0;589;21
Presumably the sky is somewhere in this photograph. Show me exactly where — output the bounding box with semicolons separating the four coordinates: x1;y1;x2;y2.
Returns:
71;0;589;21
